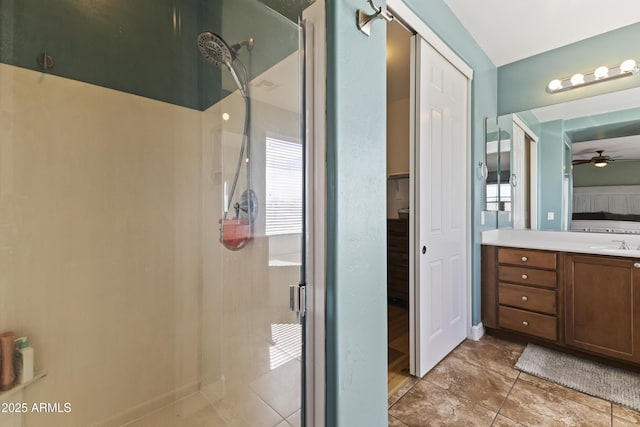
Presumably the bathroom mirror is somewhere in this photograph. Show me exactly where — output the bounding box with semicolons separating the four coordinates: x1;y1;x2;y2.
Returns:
510;87;640;233
483;117;512;212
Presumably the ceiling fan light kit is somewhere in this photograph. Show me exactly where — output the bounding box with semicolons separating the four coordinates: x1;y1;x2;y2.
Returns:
547;59;639;94
573;150;615;167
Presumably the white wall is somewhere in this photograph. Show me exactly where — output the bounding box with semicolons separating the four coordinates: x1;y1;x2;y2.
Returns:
0;63;202;427
386;97;411;176
386;97;410;217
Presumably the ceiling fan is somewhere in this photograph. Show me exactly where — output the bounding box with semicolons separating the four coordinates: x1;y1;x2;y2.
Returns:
572;150;616;167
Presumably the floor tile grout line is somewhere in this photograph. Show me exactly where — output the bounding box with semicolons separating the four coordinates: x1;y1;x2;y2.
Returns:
610;402;613;427
388;377;423;411
489;371;521;426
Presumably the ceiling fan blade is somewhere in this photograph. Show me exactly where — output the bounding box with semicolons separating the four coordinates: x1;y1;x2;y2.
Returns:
572;159;592;165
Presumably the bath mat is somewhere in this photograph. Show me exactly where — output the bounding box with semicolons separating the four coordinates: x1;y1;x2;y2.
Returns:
515;343;640;411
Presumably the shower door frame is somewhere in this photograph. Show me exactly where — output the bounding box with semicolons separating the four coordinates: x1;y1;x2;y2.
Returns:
301;2;326;426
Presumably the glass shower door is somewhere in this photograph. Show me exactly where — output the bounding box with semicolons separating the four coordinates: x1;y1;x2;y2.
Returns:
199;3;307;426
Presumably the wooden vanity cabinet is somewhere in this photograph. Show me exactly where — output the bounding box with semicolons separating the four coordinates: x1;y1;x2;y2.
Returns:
565;254;640;363
482;246;562;342
483;245;640;367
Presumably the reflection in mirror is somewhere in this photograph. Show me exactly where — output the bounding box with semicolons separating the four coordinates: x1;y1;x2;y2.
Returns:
569;119;640;233
498;115;513;214
484;117;512;212
514;87;640;233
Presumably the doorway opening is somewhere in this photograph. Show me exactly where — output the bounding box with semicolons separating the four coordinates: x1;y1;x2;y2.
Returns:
512;116;539;229
386;17;414;398
385;0;473;401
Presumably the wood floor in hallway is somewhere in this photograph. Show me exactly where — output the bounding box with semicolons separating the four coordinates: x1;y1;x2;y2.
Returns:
388;303;412;399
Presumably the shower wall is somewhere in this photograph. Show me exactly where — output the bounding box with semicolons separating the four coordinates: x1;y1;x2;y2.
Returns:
0;63;202;426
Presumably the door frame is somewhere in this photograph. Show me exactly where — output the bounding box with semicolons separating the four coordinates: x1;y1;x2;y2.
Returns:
512;114;539;229
387;0;473;376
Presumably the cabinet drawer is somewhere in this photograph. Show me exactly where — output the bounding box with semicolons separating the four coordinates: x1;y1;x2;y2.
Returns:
498;283;556;315
498;266;556;288
499;306;557;341
498;248;556;270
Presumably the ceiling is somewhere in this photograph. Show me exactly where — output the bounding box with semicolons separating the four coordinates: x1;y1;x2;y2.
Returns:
572;135;640;161
442;0;640;66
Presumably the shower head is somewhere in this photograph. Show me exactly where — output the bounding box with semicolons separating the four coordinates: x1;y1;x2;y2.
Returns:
197;31;233;69
197;31;249;98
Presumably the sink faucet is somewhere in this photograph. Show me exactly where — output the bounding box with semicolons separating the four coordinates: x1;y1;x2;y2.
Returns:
612;240;630;250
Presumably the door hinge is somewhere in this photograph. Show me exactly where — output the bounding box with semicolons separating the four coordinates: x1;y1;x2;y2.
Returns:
289;282;306;323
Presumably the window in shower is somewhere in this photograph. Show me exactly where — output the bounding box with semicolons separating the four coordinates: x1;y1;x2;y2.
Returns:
265;136;303;266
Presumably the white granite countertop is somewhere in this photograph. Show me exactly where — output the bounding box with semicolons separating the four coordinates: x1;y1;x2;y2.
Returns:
482;229;640;259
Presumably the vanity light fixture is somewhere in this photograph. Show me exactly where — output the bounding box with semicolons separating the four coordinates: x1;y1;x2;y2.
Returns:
547;59;639;94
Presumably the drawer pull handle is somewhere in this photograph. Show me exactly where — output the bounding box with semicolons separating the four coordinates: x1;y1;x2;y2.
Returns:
634;263;640;269
522;321;529;327
521;296;528;301
522;274;528;279
521;256;528;262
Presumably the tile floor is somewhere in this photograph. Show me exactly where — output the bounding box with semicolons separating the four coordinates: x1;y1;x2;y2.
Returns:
124;334;301;427
388;335;640;427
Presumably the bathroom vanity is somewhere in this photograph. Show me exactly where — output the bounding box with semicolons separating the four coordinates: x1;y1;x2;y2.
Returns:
482;229;640;366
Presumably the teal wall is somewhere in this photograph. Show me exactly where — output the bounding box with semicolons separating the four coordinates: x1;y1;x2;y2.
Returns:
326;0;388;425
573;160;640;187
0;0;300;110
498;23;640;115
564;107;640;135
0;0;203;109
538;120;565;230
326;0;497;424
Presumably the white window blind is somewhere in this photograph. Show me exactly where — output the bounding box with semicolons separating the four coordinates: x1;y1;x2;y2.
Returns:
265;137;303;236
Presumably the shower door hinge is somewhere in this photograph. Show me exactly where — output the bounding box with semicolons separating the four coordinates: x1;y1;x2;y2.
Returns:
289;282;306;323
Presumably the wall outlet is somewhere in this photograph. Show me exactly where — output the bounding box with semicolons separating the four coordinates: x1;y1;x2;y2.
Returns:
547;212;555;221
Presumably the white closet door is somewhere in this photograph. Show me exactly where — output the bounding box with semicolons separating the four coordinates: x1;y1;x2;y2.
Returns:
413;37;468;377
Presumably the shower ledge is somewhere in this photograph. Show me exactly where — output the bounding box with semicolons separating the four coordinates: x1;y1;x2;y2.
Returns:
0;370;47;401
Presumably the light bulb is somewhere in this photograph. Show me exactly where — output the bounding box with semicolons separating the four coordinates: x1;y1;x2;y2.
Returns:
594;161;608;168
594;66;609;79
570;73;584;86
547;79;563;92
620;59;637;73
222;112;230;121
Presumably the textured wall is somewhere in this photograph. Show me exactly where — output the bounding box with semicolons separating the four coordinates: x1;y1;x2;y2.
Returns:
326;0;498;425
498;23;640;115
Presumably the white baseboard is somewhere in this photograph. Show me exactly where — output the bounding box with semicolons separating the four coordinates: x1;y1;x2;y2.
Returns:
95;382;198;427
469;322;485;341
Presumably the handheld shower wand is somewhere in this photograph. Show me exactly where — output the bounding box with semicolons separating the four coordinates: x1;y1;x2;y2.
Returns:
198;31;255;251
